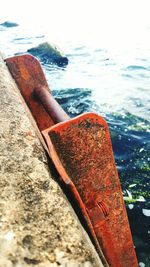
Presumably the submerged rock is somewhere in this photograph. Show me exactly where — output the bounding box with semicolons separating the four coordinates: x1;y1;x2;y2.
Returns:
0;21;19;27
27;42;69;67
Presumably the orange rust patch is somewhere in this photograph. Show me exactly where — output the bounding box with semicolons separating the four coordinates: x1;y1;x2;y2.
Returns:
43;113;138;267
5;55;54;131
20;64;30;80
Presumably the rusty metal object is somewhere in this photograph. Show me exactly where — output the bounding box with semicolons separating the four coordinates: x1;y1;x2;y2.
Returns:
42;113;138;267
5;54;108;266
34;86;69;123
5;54;138;267
5;54;54;131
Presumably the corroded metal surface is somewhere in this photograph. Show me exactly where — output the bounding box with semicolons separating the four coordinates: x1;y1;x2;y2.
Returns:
43;113;138;267
34;86;70;123
5;55;54;131
5;54;138;266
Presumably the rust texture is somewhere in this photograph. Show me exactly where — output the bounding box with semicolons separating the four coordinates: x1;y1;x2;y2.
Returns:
43;113;138;267
34;86;70;123
5;55;54;131
5;54;138;266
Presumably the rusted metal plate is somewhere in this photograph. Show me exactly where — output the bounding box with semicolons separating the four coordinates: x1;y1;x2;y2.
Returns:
5;54;54;131
42;113;138;267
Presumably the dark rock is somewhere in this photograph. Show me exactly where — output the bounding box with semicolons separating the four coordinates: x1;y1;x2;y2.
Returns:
0;21;19;27
27;42;68;67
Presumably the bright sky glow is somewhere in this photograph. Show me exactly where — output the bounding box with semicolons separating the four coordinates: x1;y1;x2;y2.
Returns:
1;0;150;44
1;0;150;23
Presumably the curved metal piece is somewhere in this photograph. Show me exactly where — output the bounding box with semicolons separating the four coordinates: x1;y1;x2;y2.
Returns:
42;113;138;267
5;54;54;131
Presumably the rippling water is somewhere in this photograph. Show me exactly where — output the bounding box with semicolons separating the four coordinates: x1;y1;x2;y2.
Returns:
0;2;150;264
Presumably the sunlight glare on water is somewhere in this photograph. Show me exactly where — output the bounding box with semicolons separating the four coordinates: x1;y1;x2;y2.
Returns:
1;0;150;46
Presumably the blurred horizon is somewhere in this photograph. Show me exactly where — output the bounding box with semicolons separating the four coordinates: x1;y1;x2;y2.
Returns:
1;0;150;48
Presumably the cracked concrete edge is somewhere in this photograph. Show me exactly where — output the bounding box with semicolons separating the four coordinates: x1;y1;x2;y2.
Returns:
0;52;103;267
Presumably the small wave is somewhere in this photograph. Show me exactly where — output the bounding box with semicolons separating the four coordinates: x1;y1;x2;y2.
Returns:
125;65;147;71
53;88;92;116
13;35;45;42
74;46;85;51
122;65;149;80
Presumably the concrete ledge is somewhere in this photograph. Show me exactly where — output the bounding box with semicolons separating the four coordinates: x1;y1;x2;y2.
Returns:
0;53;103;267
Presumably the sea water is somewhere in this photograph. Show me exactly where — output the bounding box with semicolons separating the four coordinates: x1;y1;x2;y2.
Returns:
0;0;150;265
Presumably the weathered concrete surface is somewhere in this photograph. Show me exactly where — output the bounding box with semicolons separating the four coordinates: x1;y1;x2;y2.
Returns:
0;53;103;267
